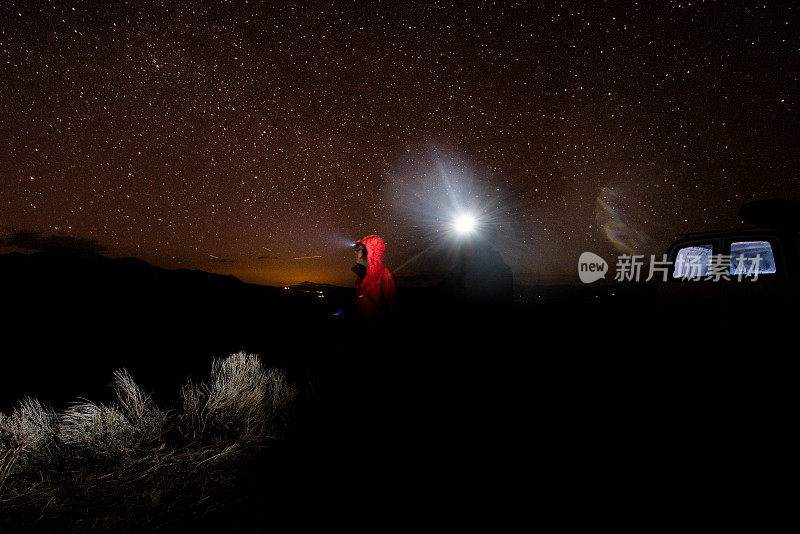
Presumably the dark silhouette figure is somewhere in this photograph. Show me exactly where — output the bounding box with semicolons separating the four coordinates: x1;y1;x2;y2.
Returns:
441;229;513;311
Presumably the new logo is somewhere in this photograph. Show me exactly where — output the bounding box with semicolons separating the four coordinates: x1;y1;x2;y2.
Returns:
578;252;608;283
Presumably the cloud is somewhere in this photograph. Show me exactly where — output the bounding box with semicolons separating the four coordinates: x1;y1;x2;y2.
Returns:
0;230;106;254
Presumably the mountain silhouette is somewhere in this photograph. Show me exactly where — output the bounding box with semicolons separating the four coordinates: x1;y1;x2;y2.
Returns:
0;250;349;410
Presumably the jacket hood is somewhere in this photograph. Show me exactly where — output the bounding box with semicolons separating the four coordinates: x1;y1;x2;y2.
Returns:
357;234;385;268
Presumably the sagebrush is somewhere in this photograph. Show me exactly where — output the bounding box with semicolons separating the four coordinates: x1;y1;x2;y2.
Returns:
0;352;296;531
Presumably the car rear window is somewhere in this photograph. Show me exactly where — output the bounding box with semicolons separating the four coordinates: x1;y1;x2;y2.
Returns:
729;241;776;276
673;243;713;279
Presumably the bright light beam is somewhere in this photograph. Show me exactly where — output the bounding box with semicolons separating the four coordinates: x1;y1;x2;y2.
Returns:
452;213;477;236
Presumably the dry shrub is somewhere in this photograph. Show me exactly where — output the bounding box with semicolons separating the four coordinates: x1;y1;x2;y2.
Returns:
0;398;60;490
0;351;296;514
184;352;296;441
59;369;166;459
0;397;57;451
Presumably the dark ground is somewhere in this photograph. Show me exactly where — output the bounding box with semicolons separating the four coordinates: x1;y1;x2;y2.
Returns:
1;250;796;530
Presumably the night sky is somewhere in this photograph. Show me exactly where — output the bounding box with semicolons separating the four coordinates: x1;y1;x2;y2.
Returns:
1;1;798;286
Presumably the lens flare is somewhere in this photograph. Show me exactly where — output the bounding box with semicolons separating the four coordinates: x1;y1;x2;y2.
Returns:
381;144;520;275
453;213;477;235
595;184;653;255
384;145;509;238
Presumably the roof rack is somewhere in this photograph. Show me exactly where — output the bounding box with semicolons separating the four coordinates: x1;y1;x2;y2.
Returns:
674;226;766;239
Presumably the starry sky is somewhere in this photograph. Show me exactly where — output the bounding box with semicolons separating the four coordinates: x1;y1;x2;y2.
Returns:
1;1;798;286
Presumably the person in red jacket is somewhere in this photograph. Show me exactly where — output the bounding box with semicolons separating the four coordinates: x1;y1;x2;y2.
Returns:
352;234;396;320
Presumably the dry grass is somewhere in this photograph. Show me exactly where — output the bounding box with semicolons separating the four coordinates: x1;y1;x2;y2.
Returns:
0;352;296;531
58;369;167;460
200;353;295;440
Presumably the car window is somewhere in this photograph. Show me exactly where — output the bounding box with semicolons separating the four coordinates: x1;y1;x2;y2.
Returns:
673;243;713;279
729;241;776;276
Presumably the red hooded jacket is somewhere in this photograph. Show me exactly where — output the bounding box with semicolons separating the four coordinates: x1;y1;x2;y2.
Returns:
355;235;396;320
